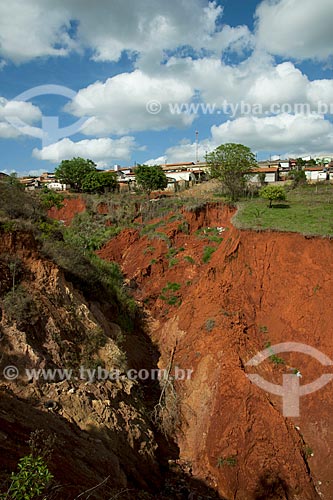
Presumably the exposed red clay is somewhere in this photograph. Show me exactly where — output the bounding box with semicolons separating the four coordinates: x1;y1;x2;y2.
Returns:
98;203;333;500
48;196;86;225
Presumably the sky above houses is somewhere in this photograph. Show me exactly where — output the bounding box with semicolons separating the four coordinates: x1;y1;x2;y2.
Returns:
0;0;333;175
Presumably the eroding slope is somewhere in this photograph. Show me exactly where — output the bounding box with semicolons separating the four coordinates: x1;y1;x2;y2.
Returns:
99;203;333;499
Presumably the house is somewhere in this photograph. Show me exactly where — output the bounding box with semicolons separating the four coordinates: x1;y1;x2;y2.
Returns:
304;167;329;182
19;177;40;190
248;167;279;183
0;172;9;179
46;182;68;191
161;162;195;170
257;160;281;169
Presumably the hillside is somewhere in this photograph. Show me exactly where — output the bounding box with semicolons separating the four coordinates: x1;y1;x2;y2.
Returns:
1;181;333;499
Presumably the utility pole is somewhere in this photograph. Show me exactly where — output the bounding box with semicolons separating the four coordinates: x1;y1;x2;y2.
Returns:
195;130;199;163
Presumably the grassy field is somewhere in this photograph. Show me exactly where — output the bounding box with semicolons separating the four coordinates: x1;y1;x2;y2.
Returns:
233;183;333;237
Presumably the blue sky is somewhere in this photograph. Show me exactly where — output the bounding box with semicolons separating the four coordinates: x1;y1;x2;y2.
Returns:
0;0;332;175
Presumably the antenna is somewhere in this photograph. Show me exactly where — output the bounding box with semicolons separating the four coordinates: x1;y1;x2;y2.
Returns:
195;130;199;163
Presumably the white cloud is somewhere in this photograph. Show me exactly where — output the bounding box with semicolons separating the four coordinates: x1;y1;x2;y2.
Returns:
210;114;333;153
255;0;333;60
160;140;211;163
67;70;195;135
156;113;333;162
145;155;167;166
0;97;42;138
0;0;74;63
0;0;252;64
32;136;137;167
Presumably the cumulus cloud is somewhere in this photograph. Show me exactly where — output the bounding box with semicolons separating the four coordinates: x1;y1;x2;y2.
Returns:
67;69;195;135
255;0;333;60
211;114;333;152
155;113;333;163
0;0;252;64
0;97;42;139
32;137;137;167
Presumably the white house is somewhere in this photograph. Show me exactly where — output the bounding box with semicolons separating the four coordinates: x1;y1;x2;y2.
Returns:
47;182;68;191
248;167;279;183
304;167;328;182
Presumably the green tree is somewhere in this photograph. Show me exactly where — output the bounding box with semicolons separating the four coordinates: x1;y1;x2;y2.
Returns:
81;171;118;194
135;164;168;197
260;185;286;208
288;169;306;188
306;159;316;166
206;143;257;201
296;157;306;170
55;157;96;191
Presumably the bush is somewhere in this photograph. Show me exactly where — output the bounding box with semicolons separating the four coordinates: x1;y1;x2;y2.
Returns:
202;246;217;263
0;455;53;500
160;282;181;306
259;185;286;208
2;285;38;326
64;211;120;251
288;169;307;188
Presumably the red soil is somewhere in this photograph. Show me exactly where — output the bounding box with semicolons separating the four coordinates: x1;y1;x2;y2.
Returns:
98;203;333;500
48;196;86;225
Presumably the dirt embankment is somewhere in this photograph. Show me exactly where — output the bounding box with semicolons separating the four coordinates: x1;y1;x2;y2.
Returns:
98;203;333;500
48;196;86;225
0;230;162;498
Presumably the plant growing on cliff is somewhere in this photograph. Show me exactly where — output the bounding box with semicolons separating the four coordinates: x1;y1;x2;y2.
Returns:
0;455;53;500
202;246;216;263
152;346;181;438
39;187;64;210
206;143;257;201
3;285;38;326
216;456;237;467
160;282;181;306
259;185;286;208
1;430;54;500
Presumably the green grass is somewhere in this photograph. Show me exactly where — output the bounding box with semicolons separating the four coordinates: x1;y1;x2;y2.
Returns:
202;246;217;263
234;184;333;237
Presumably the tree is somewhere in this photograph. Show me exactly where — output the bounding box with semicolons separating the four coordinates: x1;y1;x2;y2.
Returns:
257;171;267;186
295;157;306;171
81;171;118;194
260;185;286;208
55;157;96;191
206;143;257;201
135;164;168;197
306;159;316;166
288;169;306;188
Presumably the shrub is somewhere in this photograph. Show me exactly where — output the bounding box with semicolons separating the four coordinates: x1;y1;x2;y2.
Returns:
216;456;237;468
202;246;217;263
205;318;216;332
288;169;306;188
3;285;38;326
184;255;195;264
0;455;53;500
259;185;286;208
160;282;181;306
